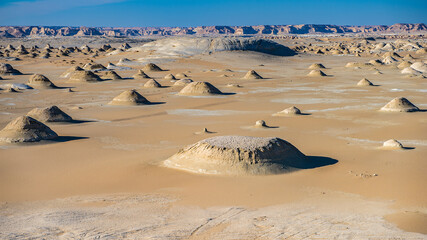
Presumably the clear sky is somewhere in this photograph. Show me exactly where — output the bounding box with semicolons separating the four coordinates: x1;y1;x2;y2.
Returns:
0;0;426;27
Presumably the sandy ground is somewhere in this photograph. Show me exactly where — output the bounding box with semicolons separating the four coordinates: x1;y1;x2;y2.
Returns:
0;37;426;239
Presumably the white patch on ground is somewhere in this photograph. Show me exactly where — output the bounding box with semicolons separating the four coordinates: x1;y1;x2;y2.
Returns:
272;98;356;104
167;109;250;116
0;193;425;240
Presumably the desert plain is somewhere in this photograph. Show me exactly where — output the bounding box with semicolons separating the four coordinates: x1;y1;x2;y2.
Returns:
0;34;426;239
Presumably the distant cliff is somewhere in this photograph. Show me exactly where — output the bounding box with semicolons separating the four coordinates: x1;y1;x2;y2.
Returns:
0;23;426;38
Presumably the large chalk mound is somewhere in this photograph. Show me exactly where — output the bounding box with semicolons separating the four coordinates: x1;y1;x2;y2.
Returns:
132;37;296;57
380;97;419;112
109;89;150;105
27;106;72;122
27;74;57;89
0;116;58;143
178;81;222;96
164;135;310;175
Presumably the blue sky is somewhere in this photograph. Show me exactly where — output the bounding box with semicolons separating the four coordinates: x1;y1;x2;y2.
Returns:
0;0;426;27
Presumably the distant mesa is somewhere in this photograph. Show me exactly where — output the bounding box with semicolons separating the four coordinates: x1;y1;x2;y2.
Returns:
143;63;163;72
178;81;223;96
109;89;151;106
164;135;331;175
380;97;419;112
0;116;58;143
0;63;22;75
27;74;57;89
243;70;263;79
1;24;426;38
27;106;73;123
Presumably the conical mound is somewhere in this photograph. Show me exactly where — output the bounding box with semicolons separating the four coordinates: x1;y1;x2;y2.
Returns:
382;139;404;149
83;63;106;70
0;63;22;75
26;106;72;122
307;69;326;77
27;74;57;89
109;89;150;106
0;116;58;143
273;106;302;116
132;70;150;79
308;63;325;69
178;81;222;96
173;78;193;86
243;70;263;79
175;73;188;79
357;78;374;86
60;66;83;78
380;97;419;112
144;79;162;88
410;62;427;73
143;63;163;72
164;135;308;175
401;67;421;75
102;70;122;80
69;70;101;82
164;73;176;80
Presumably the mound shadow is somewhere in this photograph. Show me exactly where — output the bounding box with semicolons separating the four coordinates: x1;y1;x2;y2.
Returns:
283;156;338;170
49;136;89;143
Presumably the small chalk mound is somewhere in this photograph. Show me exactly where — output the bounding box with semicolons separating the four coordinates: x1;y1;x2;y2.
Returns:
83;63;106;71
144;79;162;88
380;97;419;112
60;66;83;78
164;135;308;175
195;128;214;135
26;106;72;122
0;116;58;143
254;120;268;128
102;70;122;80
0;63;22;75
357;78;374;86
401;67;421;75
109;89;150;106
382;139;404;149
243;70;263;79
307;69;326;77
133;70;150;79
410;62;427;73
273;106;301;116
308;63;326;69
143;63;163;72
164;73;176;80
226;83;241;88
175;73;188;79
174;78;193;86
69;70;101;82
4;87;18;93
178;81;222;96
27;74;57;89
